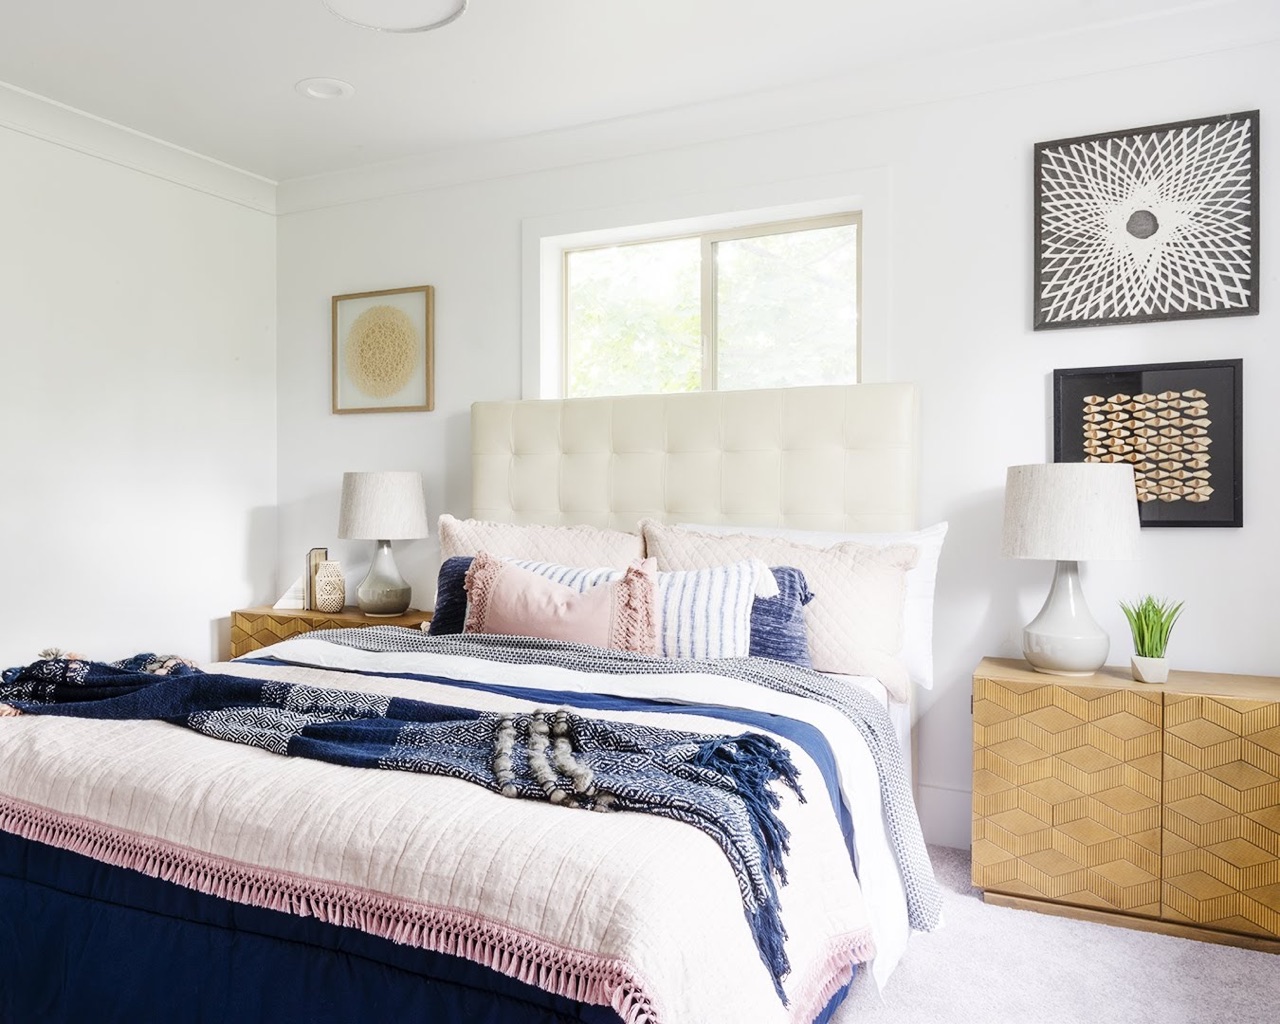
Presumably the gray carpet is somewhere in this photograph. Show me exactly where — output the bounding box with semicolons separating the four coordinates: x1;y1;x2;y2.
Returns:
834;846;1279;1024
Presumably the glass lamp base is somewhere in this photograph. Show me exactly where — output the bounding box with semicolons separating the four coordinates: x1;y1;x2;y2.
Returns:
356;539;412;616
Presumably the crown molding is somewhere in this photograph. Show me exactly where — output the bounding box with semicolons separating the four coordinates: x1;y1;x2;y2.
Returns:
277;0;1279;214
0;81;277;215
3;0;1274;219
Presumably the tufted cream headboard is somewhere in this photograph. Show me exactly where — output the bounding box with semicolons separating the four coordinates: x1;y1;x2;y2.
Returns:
471;383;919;532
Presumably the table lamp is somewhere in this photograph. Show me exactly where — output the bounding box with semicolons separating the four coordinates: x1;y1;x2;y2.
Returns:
338;470;430;616
1001;462;1140;676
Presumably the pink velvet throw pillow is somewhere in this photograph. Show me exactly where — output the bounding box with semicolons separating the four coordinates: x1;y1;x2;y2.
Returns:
463;551;660;655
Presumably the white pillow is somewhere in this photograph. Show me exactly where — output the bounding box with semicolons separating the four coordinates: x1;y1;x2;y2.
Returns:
439;514;642;567
510;557;777;660
643;520;919;701
678;521;947;691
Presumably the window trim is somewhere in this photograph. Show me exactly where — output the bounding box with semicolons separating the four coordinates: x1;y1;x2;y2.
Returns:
560;211;861;397
521;168;890;400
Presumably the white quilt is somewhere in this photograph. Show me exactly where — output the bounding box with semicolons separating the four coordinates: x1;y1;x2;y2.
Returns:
0;640;915;1022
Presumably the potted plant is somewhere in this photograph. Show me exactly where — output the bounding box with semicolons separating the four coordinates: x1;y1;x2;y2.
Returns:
1119;596;1184;683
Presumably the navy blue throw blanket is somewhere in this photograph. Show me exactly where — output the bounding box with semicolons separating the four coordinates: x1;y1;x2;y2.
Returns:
0;656;804;1000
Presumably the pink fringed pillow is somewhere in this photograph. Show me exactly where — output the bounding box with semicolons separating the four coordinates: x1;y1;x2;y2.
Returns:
463;551;660;655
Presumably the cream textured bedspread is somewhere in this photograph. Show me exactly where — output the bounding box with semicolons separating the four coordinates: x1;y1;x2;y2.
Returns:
0;648;875;1024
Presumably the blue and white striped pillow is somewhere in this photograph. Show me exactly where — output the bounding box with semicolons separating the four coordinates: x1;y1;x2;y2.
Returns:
510;557;772;660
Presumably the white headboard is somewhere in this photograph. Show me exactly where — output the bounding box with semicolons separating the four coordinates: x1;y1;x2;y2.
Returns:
471;383;919;532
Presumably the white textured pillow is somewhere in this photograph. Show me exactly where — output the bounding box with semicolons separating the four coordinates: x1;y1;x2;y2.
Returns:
642;520;919;701
679;522;947;691
511;557;776;660
438;514;642;567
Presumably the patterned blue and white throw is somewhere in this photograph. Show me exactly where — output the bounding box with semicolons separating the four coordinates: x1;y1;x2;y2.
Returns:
305;627;945;936
0;653;805;1000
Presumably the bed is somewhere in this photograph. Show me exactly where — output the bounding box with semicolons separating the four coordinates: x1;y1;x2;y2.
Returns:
0;383;941;1024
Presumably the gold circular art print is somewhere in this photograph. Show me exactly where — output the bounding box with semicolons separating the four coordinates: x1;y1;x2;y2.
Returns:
345;304;418;398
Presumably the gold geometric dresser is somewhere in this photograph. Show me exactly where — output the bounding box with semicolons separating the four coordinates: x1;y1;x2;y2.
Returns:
230;607;433;657
973;657;1280;952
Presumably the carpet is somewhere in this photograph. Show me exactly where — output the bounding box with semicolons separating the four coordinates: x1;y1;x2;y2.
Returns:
835;845;1279;1024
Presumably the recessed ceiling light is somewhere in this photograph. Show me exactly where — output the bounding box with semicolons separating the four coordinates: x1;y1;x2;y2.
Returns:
295;77;356;100
322;0;467;33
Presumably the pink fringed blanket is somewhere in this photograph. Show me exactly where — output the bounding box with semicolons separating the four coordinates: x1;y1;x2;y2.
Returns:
0;651;877;1023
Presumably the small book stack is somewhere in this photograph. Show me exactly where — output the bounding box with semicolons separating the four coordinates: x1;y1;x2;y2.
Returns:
304;547;328;610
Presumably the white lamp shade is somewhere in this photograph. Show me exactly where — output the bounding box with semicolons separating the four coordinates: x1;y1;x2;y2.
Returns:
1001;463;1139;561
338;471;430;540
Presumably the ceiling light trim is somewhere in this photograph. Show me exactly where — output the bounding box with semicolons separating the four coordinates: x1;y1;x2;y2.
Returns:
322;0;468;34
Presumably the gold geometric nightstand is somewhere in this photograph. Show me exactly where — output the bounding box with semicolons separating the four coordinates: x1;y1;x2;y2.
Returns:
230;606;433;658
973;657;1280;954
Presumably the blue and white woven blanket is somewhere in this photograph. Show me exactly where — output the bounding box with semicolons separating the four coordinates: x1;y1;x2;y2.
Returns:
297;627;945;935
0;652;804;999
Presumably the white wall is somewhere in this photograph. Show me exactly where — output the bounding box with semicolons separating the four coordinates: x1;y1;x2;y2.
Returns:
0;126;277;665
276;36;1279;846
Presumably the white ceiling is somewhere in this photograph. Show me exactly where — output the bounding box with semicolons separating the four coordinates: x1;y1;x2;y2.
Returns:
0;0;1246;182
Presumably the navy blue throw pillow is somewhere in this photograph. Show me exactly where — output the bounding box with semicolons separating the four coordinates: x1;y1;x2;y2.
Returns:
427;556;474;635
749;566;815;668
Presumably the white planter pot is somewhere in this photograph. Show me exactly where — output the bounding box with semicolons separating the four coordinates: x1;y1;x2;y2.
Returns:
1131;655;1169;684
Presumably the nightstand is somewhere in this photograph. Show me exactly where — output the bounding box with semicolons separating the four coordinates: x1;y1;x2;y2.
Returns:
230;606;433;657
972;656;1280;953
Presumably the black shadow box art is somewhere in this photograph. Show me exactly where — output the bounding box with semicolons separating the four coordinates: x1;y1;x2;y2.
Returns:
1053;359;1243;527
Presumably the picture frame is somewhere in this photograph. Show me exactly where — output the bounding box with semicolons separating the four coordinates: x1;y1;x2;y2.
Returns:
1053;359;1243;528
1034;111;1259;330
332;285;434;414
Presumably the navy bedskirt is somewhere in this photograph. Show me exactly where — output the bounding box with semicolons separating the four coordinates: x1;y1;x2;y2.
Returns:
0;830;853;1024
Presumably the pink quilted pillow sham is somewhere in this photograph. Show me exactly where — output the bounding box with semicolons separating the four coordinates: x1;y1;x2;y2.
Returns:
439;513;643;567
463;551;660;655
640;519;919;700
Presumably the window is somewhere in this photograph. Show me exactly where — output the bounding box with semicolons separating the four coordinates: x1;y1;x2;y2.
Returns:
562;213;859;398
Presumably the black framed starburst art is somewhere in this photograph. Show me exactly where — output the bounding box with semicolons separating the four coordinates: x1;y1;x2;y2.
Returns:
1034;110;1259;330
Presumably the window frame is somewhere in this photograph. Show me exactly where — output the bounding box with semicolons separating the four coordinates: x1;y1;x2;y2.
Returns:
560;211;862;397
520;168;890;401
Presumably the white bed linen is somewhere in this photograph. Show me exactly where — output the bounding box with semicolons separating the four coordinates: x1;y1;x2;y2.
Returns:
0;641;887;1023
254;638;914;988
825;672;914;793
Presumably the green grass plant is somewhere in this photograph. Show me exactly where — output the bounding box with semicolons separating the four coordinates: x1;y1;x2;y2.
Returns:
1119;596;1184;659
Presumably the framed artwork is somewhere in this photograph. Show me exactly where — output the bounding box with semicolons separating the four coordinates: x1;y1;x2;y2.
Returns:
1053;359;1243;528
332;285;434;414
1034;110;1259;330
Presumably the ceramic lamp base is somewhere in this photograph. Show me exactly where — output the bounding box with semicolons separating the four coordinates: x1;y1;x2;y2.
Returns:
1022;560;1109;676
356;539;412;616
